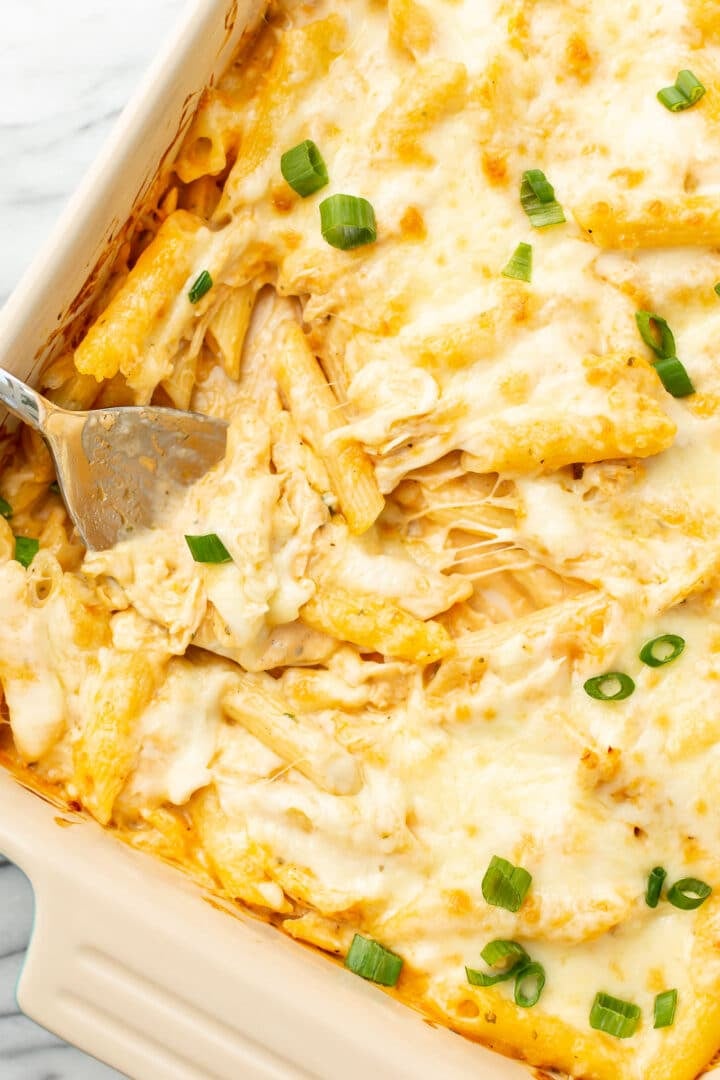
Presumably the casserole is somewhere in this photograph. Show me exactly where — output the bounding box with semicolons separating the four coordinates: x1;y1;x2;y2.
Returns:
0;3;509;1076
4;1;720;1078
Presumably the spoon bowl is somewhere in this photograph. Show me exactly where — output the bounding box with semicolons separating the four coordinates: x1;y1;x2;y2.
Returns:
0;369;228;550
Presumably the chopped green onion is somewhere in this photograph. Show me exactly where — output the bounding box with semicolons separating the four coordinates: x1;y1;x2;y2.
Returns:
639;634;685;667
14;536;39;569
49;482;61;496
481;855;532;912
280;139;329;197
344;933;403;986
653;355;695;398
514;962;546;1008
320;195;377;250
523;168;556;203
188;270;213;305
520;170;565;228
184;534;232;564
657;86;692;111
714;282;720;297
501;242;533;282
480;939;530;968
653;989;677;1029
658;70;706;112
0;497;12;519
466;940;530;987
667;876;712;910
583;672;635;701
589;992;641;1039
635;311;676;359
645;866;667;908
466;964;519;987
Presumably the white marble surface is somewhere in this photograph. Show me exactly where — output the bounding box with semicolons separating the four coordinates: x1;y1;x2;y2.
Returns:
0;2;185;1075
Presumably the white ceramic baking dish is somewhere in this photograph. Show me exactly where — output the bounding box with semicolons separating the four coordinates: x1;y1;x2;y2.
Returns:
0;3;548;1077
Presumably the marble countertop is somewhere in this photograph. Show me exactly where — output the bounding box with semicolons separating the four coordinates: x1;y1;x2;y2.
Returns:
0;2;185;1075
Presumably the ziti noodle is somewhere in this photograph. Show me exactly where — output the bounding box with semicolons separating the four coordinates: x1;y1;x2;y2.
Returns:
3;0;720;1076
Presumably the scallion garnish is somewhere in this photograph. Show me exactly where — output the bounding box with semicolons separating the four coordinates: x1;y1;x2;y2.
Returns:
589;992;641;1039
645;866;667;908
280;140;329;197
520;169;565;228
14;536;39;569
501;242;533;282
639;634;685;667
714;282;720;298
184;533;232;564
49;482;61;496
0;496;12;519
514;962;546;1008
658;70;706;112
667;876;712;910
466;964;518;987
344;933;403;986
635;311;676;359
653;355;695;398
583;673;635;701
320;195;377;250
481;855;532;912
635;311;695;396
480;940;530;967
466;940;530;986
653;989;677;1029
188;270;213;305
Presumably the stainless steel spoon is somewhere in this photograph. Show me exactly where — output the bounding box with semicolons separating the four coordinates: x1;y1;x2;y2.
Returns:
0;369;228;550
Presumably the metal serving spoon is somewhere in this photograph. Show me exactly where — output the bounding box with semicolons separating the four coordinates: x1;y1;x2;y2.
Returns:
0;369;228;551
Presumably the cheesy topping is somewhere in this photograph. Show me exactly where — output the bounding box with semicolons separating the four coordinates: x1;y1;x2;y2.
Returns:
4;0;720;1077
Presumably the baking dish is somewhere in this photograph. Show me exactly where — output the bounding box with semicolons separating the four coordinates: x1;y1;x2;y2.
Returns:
0;2;527;1076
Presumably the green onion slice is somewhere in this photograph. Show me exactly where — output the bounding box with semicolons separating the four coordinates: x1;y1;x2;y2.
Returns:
589;992;641;1039
0;496;12;519
658;70;706;112
49;482;61;496
714;282;720;297
520;170;565;228
466;940;530;987
514;962;546;1008
658;86;691;111
645;866;667;908
188;270;213;305
583;672;635;701
481;855;532;912
653;989;677;1029
635;311;676;359
466;964;519;987
653;355;695;398
667;876;712;910
281;139;329;197
480;939;530;968
345;933;403;986
184;534;232;564
502;242;533;282
14;536;39;569
320;194;377;250
639;634;685;667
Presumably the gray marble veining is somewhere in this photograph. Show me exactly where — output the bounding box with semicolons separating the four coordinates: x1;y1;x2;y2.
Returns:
0;1;186;1075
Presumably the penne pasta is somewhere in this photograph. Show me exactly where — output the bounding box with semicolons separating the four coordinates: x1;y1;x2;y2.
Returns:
222;674;362;796
574;194;720;249
272;319;385;534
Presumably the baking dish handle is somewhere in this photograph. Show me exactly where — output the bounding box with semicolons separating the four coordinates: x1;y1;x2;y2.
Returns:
1;775;501;1080
5;811;308;1078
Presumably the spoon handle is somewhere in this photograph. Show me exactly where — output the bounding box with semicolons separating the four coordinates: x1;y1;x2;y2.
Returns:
0;368;52;433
